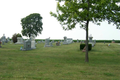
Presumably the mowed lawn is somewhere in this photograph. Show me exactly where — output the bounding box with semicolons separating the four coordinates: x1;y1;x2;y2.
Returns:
0;42;120;80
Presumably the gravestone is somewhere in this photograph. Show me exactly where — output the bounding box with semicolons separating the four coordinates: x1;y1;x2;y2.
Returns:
89;35;93;42
104;41;105;44
108;44;110;46
112;39;115;43
89;34;95;47
1;34;6;45
42;40;44;43
59;42;61;45
44;37;52;47
10;40;13;44
7;37;10;42
15;37;24;44
94;40;96;44
50;42;53;46
30;34;36;49
63;36;68;44
63;36;73;44
22;39;32;51
38;41;41;43
67;38;73;44
56;42;60;46
5;39;8;43
77;39;79;43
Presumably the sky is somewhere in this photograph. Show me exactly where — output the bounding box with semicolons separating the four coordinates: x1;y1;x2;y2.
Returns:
0;0;120;40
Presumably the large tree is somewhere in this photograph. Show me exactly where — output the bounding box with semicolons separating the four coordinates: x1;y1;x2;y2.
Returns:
21;13;43;38
50;0;119;62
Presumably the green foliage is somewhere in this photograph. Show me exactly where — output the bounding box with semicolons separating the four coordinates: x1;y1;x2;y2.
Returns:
95;40;120;43
16;33;22;37
21;13;43;38
80;44;86;50
12;33;22;43
80;44;92;51
50;0;119;62
50;0;119;30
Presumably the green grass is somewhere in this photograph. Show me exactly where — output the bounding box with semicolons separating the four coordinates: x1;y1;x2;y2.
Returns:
0;42;120;80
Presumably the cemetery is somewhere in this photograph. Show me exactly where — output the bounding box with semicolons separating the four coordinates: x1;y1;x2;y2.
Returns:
0;0;120;79
0;36;120;80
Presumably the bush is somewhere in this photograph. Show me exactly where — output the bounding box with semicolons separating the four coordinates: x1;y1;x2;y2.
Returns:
12;33;22;43
17;33;22;37
80;44;92;51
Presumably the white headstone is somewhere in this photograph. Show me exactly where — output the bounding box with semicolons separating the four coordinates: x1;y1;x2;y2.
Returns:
63;36;73;44
30;34;36;49
15;37;24;44
89;34;95;47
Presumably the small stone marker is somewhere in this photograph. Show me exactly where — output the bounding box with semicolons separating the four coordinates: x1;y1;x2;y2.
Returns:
108;44;110;46
10;40;13;44
77;39;79;43
56;42;60;46
50;42;53;46
112;39;115;43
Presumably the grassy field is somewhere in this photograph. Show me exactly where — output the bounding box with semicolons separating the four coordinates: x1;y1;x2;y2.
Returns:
0;42;120;80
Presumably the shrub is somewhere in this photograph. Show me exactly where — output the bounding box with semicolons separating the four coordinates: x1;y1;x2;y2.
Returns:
17;33;22;37
12;33;22;43
80;44;92;51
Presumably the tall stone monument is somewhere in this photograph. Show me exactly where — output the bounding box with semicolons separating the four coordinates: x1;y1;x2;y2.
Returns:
1;34;6;45
30;34;36;49
89;34;95;47
63;36;68;44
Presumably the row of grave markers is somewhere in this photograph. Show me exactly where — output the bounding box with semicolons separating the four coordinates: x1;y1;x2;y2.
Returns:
0;34;95;50
1;34;118;51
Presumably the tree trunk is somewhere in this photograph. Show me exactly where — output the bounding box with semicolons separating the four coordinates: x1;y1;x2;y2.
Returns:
85;20;89;62
85;0;90;62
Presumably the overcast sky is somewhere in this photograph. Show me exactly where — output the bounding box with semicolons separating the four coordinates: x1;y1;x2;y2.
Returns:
0;0;120;40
